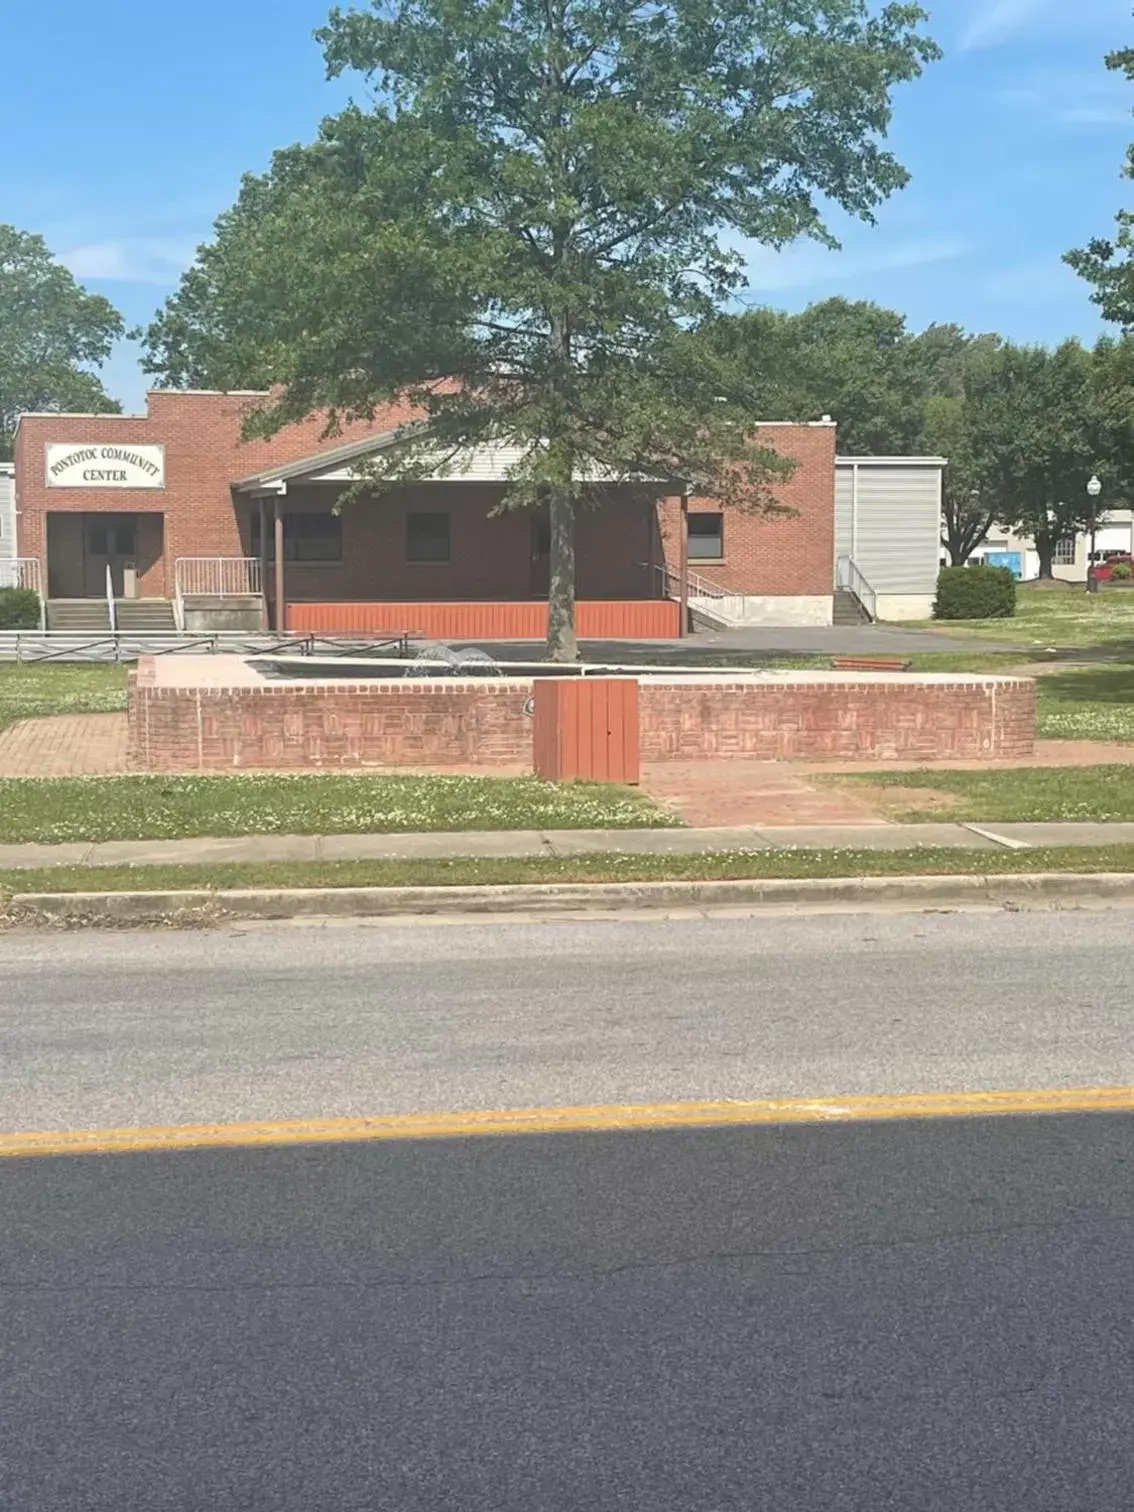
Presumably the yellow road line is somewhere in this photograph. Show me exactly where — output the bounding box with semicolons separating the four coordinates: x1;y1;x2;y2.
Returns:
3;1086;1134;1159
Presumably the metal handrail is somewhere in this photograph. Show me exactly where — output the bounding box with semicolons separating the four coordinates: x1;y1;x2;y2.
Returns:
105;564;116;633
655;562;732;600
835;555;877;621
174;557;263;598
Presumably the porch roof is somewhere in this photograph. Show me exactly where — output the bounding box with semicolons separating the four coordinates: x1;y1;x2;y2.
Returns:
231;426;676;494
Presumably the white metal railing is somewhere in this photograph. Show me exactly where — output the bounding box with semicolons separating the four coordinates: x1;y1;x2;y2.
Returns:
0;559;46;630
105;564;116;633
174;557;263;598
655;563;747;626
836;554;877;622
0;558;43;595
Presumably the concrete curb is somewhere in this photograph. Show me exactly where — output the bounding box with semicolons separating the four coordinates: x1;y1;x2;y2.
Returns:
6;871;1134;927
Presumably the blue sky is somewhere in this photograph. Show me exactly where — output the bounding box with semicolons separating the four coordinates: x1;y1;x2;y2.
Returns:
2;0;1131;410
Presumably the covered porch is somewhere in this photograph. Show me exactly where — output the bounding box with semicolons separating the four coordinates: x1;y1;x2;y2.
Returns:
227;432;690;640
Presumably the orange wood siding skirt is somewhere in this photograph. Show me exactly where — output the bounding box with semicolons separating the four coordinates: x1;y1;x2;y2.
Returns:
285;600;681;639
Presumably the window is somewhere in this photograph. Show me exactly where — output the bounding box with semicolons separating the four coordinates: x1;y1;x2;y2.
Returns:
407;511;450;563
687;512;724;560
1053;537;1077;566
251;511;342;563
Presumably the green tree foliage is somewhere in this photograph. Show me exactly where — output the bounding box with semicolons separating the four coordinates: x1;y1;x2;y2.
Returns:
1065;41;1134;323
0;226;123;460
140;0;937;658
963;340;1100;580
702;299;1002;561
700;298;924;454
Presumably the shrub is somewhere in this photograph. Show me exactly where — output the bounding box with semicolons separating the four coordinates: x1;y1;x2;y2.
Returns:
1112;560;1133;581
0;588;42;630
934;565;1016;620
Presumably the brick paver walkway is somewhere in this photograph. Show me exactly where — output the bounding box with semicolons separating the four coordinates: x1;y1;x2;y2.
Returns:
1;713;1133;828
0;715;130;777
639;761;884;827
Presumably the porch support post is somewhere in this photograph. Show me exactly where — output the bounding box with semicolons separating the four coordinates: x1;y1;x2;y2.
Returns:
646;496;656;595
258;497;269;630
274;497;286;633
678;491;690;638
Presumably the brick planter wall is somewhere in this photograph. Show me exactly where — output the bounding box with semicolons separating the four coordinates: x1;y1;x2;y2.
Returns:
128;661;1035;772
128;675;532;772
638;677;1036;762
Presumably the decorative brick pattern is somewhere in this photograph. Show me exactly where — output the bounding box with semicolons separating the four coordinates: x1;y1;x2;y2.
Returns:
128;667;1035;772
128;675;532;771
638;678;1036;762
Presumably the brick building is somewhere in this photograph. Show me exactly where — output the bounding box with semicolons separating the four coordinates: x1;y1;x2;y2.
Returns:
12;389;846;637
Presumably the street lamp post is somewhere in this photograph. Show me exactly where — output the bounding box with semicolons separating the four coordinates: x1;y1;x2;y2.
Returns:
1087;475;1102;593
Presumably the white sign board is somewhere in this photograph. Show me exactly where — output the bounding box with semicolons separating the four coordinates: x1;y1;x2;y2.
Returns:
46;443;165;490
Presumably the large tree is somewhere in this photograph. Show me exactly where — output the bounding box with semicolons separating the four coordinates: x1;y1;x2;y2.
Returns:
699;297;925;454
702;301;1004;561
0;225;124;460
963;340;1101;580
1065;38;1134;323
141;0;937;659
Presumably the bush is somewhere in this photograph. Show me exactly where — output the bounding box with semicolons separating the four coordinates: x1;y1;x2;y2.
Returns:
934;565;1016;620
0;587;43;630
1112;560;1133;581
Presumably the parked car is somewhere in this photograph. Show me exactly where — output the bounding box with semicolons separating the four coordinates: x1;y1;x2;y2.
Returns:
1089;552;1134;581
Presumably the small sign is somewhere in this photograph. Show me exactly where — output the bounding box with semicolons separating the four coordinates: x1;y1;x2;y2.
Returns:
984;550;1023;579
46;443;165;490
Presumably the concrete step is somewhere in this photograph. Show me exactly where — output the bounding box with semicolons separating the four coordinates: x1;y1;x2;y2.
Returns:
833;588;871;626
114;599;177;632
46;600;112;633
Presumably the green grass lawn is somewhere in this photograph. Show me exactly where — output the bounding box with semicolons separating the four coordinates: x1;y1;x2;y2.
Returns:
0;664;128;732
1034;665;1134;742
0;772;676;845
3;845;1134;898
914;582;1134;652
828;764;1134;823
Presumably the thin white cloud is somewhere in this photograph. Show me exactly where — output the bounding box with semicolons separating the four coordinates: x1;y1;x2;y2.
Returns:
960;0;1116;52
961;0;1045;52
1060;105;1131;125
58;238;195;285
978;261;1080;302
741;236;967;294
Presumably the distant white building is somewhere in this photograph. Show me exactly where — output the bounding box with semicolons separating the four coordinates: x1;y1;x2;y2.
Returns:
967;509;1134;582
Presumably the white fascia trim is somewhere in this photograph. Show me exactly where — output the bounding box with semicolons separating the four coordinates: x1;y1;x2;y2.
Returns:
836;455;948;467
147;388;271;397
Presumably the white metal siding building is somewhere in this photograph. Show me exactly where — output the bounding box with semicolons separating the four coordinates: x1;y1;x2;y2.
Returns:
835;456;945;620
0;463;15;568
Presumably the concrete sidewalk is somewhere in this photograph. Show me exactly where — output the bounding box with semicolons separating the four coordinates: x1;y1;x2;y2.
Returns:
4;820;1134;870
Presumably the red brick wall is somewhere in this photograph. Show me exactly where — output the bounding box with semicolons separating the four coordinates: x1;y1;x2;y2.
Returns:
16;392;423;600
15;394;832;602
128;673;1035;771
265;484;657;603
639;678;1036;762
659;423;836;596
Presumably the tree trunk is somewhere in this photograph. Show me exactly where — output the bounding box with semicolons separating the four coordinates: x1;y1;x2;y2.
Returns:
546;485;577;662
1036;543;1056;580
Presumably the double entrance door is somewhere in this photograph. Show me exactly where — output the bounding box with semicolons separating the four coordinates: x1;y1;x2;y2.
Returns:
84;516;138;598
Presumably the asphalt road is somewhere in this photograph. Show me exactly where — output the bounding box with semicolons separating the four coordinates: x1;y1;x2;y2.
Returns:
2;910;1134;1130
4;912;1134;1509
4;1113;1134;1510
